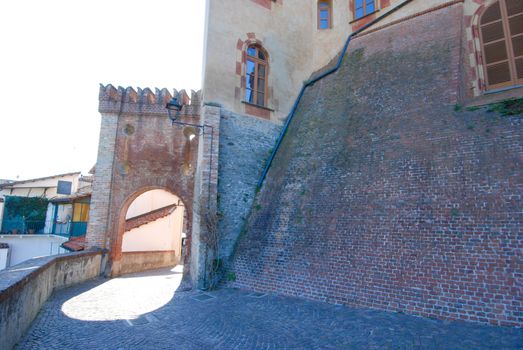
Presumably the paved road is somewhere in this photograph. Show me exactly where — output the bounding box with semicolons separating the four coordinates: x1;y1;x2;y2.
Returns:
17;266;523;350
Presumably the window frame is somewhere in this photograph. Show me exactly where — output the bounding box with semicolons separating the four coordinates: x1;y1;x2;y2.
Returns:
479;0;523;90
245;45;269;108
354;0;376;20
317;0;332;30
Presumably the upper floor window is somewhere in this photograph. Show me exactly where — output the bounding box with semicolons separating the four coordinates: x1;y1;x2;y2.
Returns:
318;1;332;29
245;45;268;107
479;0;523;90
355;0;376;20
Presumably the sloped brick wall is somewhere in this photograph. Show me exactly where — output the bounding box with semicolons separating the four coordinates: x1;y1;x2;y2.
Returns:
230;4;523;327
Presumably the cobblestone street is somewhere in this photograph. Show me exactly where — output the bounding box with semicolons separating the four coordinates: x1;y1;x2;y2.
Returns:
16;267;523;350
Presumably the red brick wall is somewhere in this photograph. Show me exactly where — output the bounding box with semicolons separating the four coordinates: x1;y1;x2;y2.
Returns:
108;111;198;263
230;4;523;327
90;86;200;275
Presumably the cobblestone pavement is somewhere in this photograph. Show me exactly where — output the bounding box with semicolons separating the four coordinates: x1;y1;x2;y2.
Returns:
17;266;523;350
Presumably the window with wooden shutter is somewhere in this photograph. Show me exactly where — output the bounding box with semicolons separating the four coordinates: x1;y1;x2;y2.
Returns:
480;0;523;90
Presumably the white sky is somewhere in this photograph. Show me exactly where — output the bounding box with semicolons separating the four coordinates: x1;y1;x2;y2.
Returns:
0;0;205;181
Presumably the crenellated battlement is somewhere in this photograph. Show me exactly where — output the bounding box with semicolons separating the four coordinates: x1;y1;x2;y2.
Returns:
98;84;201;117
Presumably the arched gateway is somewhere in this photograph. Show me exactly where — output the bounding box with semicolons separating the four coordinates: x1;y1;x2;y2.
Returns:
86;85;220;286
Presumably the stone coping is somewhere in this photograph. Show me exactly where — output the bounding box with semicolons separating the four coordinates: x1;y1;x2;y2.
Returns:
0;234;68;239
0;250;102;304
122;250;176;255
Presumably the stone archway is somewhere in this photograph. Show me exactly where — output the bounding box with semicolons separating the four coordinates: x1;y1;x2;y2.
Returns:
86;85;220;283
110;187;190;276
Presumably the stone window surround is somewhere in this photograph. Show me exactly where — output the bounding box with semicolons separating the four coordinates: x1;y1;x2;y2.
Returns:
235;33;273;120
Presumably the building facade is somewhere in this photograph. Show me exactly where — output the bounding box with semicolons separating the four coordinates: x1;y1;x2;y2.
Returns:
87;0;523;326
201;0;520;123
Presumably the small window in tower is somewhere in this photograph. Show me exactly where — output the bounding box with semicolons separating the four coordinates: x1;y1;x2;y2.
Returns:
318;1;332;29
245;45;268;107
355;0;376;20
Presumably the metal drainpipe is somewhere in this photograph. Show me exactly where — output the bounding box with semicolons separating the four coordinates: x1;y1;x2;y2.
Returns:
257;0;415;188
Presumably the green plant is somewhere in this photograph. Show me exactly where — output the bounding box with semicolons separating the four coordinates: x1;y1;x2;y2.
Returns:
466;106;481;112
198;203;222;290
467;123;475;130
255;204;262;211
487;98;523;116
4;196;48;221
453;104;462;112
227;272;237;282
466;105;481;112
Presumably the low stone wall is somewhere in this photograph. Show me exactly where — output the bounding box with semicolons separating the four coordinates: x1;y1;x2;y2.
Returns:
120;250;178;275
0;251;102;350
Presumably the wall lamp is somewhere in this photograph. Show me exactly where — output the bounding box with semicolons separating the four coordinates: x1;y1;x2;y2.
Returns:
166;97;183;121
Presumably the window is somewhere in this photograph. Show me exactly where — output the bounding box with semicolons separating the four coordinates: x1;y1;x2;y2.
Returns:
73;203;90;222
245;45;268;107
354;0;376;20
318;1;332;29
480;0;523;90
57;181;72;195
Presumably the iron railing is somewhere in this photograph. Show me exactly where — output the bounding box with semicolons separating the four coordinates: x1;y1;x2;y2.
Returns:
0;219;88;237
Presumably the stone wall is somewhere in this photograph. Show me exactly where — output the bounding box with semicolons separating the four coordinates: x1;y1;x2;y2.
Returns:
0;251;102;350
218;110;281;259
120;251;178;275
230;3;523;327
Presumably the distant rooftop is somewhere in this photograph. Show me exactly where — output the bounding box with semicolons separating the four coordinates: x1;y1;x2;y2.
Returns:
0;172;81;188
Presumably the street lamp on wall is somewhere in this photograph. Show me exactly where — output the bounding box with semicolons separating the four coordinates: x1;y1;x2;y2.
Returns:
166;96;183;122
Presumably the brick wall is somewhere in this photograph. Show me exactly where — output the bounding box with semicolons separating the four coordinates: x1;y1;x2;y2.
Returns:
87;85;201;277
86;112;118;248
230;4;523;327
218;110;281;259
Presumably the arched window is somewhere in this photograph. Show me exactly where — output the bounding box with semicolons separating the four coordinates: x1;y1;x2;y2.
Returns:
479;0;523;90
245;45;268;107
354;0;375;20
318;1;332;29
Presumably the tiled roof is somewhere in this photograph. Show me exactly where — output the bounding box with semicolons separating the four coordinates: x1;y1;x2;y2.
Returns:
61;237;87;252
125;204;179;232
1;172;81;187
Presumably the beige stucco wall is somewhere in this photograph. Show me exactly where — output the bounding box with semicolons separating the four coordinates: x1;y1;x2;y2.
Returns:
202;0;314;122
202;0;457;122
122;207;184;261
123;189;184;262
125;189;180;219
311;0;352;72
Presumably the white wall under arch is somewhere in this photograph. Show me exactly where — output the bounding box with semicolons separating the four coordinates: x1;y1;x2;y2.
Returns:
122;189;184;263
